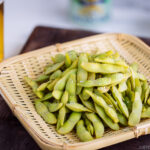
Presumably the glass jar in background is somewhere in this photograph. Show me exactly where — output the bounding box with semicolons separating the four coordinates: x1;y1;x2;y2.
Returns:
0;0;4;61
70;0;111;26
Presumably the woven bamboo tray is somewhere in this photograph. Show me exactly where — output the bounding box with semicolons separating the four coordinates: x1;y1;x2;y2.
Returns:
0;33;150;150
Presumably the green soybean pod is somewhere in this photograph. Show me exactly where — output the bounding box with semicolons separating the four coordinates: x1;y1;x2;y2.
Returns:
76;120;93;142
57;106;67;129
57;112;82;134
66;71;77;103
144;86;150;104
66;103;92;112
48;102;63;112
128;79;142;126
97;86;110;93
67;50;78;61
95;50;113;59
54;69;77;91
118;80;127;92
24;76;38;91
51;54;65;63
141;80;149;102
61;91;69;104
94;89;113;106
65;53;72;68
35;101;57;124
141;107;150;118
124;96;132;113
24;76;44;98
80;62;128;74
85;90;119;123
147;97;150;105
94;56;128;68
50;70;62;80
84;117;94;136
57;91;69;129
37;81;50;92
52;90;63;100
117;112;128;126
77;53;88;95
95;104;119;130
62;59;78;76
104;93;121;113
34;74;49;82
111;86;129;118
45;61;64;75
53;69;77;100
43;93;52;100
79;94;95;112
82;72;95;100
85;113;104;138
47;78;60;91
78;73;131;87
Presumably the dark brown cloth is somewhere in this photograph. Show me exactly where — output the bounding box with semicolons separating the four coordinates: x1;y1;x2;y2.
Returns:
0;26;150;150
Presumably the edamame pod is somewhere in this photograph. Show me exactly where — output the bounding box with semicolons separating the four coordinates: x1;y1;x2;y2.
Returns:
57;112;81;134
111;86;129;118
77;53;88;94
47;78;60;91
84;117;94;135
95;50;113;59
62;59;78;76
35;101;57;124
97;86;110;93
24;76;44;98
34;74;49;82
117;112;128;126
128;80;142;126
85;90;119;123
81;62;128;74
82;72;95;100
79;94;95;112
66;103;92;112
76;120;93;142
37;81;49;92
124;96;132;113
61;91;69;104
66;71;77;103
141;80;149;102
45;61;64;75
57;106;67;129
78;73;131;87
104;93;121;112
141;107;150;118
65;53;72;68
95;56;128;68
118;81;127;92
85;113;104;138
95;104;119;130
50;70;62;80
48;102;63;112
51;54;65;63
53;69;77;100
42;93;52;101
52;90;63;100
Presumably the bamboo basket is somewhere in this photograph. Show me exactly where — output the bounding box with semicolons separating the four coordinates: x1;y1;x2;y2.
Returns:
0;33;150;150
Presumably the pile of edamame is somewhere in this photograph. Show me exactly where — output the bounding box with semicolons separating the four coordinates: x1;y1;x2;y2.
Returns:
25;50;150;142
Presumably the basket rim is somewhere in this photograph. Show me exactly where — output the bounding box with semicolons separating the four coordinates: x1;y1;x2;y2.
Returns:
0;33;150;149
0;33;149;71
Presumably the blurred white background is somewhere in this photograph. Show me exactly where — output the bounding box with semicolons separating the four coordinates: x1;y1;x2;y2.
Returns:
4;0;150;58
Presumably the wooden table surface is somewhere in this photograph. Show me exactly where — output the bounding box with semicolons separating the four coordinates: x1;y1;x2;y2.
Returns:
0;26;150;150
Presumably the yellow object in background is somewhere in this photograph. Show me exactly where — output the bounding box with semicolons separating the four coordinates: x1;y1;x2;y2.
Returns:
0;2;3;62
